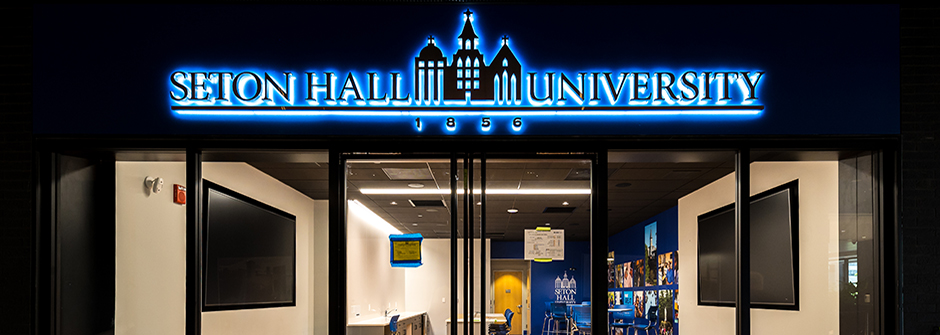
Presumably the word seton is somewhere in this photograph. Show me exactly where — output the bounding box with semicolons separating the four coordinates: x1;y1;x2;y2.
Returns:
169;70;765;106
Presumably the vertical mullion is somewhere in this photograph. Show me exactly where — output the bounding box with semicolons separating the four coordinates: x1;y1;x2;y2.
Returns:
735;149;751;335
451;153;458;335
35;151;55;335
591;151;608;334
479;153;487;335
468;154;475;331
463;154;470;335
329;150;346;335
185;149;203;335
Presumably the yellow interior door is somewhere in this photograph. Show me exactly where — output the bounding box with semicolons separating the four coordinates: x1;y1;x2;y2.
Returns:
494;271;523;335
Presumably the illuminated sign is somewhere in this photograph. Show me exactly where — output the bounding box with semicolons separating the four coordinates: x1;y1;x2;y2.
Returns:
169;9;765;134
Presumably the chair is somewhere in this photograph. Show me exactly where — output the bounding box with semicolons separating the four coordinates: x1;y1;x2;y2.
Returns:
570;304;592;334
488;308;514;335
630;305;658;335
547;302;569;335
541;302;554;335
609;304;634;335
388;314;400;335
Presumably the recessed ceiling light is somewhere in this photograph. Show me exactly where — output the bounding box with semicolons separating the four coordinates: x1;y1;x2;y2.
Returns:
417;214;423;218
407;183;425;188
476;201;481;205
615;182;632;188
390;201;398;205
562;201;569;206
412;223;418;226
359;188;591;195
507;208;519;214
545;222;551;226
426;209;438;212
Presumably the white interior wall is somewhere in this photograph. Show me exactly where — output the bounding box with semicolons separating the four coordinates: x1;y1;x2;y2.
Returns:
115;161;322;335
115;162;186;334
677;161;839;335
404;239;491;335
346;201;407;322
313;200;330;335
200;162;315;334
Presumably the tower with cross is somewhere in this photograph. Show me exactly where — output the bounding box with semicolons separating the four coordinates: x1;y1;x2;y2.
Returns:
415;34;446;104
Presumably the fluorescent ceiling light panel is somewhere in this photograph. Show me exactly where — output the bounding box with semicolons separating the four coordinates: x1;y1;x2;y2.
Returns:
358;188;591;195
348;200;401;235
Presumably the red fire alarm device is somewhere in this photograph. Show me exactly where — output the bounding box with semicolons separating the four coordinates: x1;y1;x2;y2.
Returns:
173;184;186;205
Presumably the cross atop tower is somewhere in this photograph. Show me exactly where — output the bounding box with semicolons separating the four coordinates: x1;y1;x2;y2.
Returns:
463;9;473;20
502;35;509;45
427;35;435;45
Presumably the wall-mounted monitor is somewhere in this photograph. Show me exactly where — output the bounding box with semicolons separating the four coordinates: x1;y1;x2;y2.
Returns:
697;179;799;310
202;180;296;311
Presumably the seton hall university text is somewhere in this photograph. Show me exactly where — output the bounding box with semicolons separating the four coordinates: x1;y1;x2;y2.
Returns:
169;10;764;108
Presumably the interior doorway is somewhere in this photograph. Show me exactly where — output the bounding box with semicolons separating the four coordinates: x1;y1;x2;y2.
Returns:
493;262;530;335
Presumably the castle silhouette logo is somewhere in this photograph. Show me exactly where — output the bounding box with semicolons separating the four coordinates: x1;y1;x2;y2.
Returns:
554;271;577;303
169;9;766;133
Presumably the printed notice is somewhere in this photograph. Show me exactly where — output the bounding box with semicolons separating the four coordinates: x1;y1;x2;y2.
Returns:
524;229;564;261
392;240;421;261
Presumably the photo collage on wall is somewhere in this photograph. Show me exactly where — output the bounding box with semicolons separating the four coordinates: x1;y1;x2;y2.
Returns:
607;221;679;334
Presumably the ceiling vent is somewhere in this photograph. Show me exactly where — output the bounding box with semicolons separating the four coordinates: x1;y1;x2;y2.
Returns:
409;199;447;207
543;207;577;213
382;168;434;180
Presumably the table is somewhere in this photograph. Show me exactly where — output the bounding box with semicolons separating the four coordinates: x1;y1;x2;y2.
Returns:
445;313;508;335
348;311;427;335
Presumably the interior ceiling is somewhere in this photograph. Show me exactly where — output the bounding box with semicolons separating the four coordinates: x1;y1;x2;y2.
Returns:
245;151;740;241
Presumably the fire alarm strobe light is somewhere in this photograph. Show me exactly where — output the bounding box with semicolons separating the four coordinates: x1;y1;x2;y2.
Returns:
173;184;186;205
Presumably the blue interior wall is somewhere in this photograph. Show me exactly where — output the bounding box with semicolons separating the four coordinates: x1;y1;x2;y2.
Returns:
488;207;678;335
490;240;590;335
608;206;679;265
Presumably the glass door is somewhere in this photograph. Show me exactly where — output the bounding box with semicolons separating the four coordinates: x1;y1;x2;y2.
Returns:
342;153;594;335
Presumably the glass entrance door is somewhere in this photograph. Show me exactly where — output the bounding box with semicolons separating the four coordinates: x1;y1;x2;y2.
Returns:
343;153;593;335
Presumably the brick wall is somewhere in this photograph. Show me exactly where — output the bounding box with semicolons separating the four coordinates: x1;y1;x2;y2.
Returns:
0;4;33;334
901;4;940;335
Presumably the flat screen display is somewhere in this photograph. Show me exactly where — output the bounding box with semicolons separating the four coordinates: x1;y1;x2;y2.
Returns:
203;180;296;311
697;180;799;310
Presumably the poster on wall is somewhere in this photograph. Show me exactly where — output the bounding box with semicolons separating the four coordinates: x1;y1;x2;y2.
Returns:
658;290;675;335
633;260;645;288
524;228;564;261
622;291;634;307
645;222;658;286
658;251;676;286
674;289;679;324
615;263;624;288
645;291;658;319
608;251;616;289
634;290;646;318
623;262;633;288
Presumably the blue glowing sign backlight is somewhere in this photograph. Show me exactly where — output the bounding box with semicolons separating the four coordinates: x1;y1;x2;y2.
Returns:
168;9;765;135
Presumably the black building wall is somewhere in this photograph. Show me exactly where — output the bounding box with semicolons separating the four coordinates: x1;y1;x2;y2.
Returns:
0;4;937;335
900;5;940;335
0;4;33;335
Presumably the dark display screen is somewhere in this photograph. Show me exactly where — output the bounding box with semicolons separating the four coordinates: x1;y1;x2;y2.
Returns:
203;181;296;311
698;180;799;309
